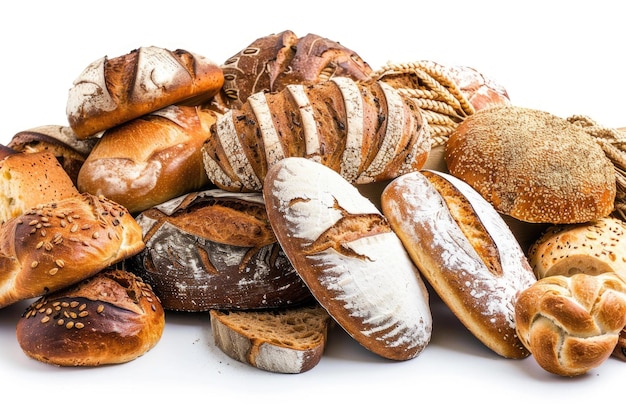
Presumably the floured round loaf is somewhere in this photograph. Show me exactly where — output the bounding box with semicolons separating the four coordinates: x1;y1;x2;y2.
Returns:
128;189;312;311
263;157;432;361
381;170;537;358
445;106;616;224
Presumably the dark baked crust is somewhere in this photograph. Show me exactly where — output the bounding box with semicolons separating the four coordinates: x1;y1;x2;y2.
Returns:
16;269;165;366
128;189;312;311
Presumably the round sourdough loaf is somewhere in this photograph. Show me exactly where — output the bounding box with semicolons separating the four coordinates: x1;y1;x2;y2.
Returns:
67;46;224;138
381;170;537;359
263;157;432;361
445;106;616;224
16;268;165;366
129;189;312;312
515;272;626;376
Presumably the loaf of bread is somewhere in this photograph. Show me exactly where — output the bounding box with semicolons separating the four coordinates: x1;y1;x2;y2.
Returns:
445;106;616;224
7;125;98;185
215;30;372;110
381;170;537;358
0;193;145;309
16;268;165;366
263;157;432;361
128;189;312;311
67;46;224;138
515;273;626;376
0;151;79;223
77;105;218;214
203;77;431;192
210;303;332;373
445;64;511;111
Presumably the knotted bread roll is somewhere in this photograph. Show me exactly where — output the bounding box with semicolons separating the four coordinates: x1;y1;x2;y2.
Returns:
515;273;626;376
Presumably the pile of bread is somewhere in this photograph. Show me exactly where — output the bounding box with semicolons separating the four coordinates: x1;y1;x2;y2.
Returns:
2;29;626;377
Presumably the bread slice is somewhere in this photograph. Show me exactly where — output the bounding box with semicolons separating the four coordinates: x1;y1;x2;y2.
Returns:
210;303;332;374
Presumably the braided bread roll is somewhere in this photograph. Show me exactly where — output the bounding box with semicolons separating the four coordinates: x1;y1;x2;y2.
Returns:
202;77;431;192
515;273;626;376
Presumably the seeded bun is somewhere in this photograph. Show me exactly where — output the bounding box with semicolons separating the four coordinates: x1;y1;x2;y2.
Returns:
445;106;616;224
16;269;165;366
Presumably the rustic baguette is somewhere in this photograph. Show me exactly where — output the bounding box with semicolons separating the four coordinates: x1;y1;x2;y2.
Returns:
381;170;537;358
203;77;430;192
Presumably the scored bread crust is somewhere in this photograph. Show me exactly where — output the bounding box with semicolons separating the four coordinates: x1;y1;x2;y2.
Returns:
16;269;165;366
515;273;626;376
203;77;430;192
444;106;616;224
210;304;331;374
381;170;537;359
66;46;224;138
129;189;312;311
263;157;432;361
0;193;145;308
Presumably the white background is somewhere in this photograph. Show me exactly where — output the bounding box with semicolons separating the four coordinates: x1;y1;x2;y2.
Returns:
1;1;624;415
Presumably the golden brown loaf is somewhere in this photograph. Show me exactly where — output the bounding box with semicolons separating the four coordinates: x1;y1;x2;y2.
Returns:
215;30;372;109
16;268;165;366
0;193;145;309
0;151;80;223
445;106;616;224
203;77;431;192
77;105;218;214
382;170;536;359
515;273;626;376
263;157;432;361
7;125;98;185
528;216;626;281
445;64;511;111
128;189;312;311
66;46;224;138
210;303;332;374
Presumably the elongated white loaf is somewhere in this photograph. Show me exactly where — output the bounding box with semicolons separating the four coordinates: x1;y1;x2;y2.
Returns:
203;77;431;192
263;157;432;361
381;170;537;358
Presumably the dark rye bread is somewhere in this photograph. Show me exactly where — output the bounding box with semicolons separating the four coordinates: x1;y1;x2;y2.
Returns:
129;189;312;312
445;106;616;224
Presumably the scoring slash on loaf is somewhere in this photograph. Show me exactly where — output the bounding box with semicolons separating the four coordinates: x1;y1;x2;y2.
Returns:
128;189;312;312
0;193;145;309
215;29;373;110
202;77;431;192
515;273;626;376
16;268;165;367
445;106;616;224
381;170;537;359
263;157;432;361
66;46;224;139
210;303;332;374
